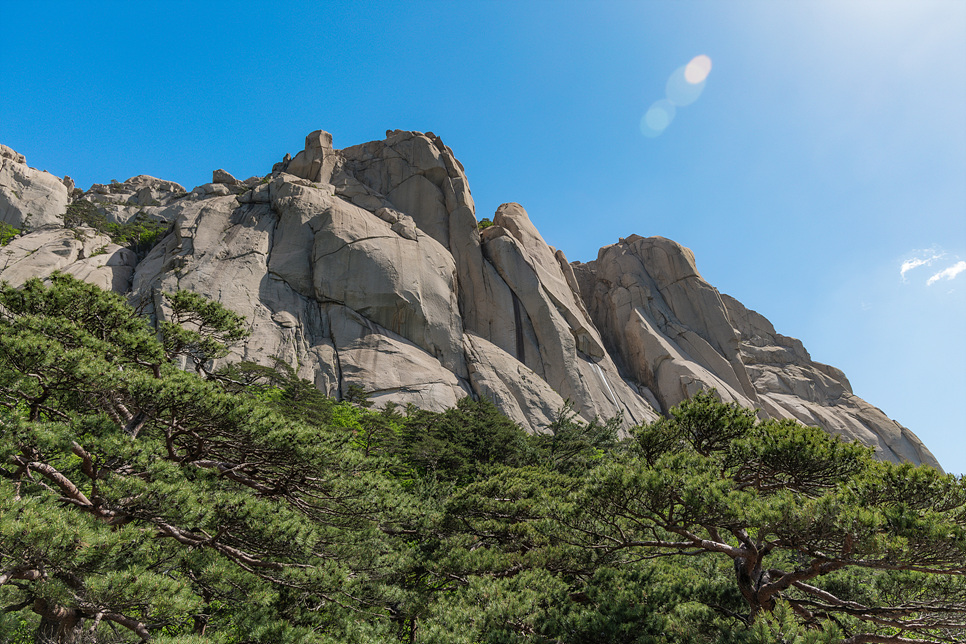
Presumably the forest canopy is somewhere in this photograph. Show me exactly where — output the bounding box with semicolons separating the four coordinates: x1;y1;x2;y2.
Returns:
0;275;963;644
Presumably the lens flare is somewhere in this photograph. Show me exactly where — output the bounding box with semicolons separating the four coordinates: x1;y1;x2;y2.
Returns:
640;100;676;137
685;55;712;84
640;55;711;139
666;66;705;106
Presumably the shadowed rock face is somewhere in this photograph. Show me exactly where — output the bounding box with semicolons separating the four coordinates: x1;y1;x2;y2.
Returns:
0;130;941;469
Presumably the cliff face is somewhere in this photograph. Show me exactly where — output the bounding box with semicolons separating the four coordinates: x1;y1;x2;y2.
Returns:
0;130;940;469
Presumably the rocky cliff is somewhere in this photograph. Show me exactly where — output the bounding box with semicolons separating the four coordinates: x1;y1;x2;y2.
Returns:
0;130;940;469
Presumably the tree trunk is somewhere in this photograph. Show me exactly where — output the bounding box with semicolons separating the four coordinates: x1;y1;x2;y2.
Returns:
733;550;773;615
33;599;81;644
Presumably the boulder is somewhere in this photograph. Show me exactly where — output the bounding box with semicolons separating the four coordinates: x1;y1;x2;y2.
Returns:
0;144;26;164
287;130;337;184
212;169;238;184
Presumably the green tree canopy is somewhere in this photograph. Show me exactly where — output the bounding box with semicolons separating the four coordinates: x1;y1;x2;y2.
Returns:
1;277;963;644
0;275;405;643
559;391;966;643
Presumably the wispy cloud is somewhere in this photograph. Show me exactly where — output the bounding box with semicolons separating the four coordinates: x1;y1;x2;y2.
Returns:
900;257;930;277
927;261;966;286
899;251;943;280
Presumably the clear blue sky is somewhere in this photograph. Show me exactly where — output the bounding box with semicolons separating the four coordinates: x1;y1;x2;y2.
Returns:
2;1;964;475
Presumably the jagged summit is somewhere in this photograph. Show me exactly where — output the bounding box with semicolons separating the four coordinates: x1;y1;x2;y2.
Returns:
0;129;940;469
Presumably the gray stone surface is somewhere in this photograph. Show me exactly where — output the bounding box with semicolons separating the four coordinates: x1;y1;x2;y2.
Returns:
573;236;941;468
0;146;68;229
0;227;134;291
0;130;942;468
76;175;187;224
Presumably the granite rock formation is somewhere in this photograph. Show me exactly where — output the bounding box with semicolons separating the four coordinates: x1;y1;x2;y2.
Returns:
0;131;940;469
0;144;68;229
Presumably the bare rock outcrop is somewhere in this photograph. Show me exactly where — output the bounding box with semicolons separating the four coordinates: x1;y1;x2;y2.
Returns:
0;145;69;229
573;236;941;468
77;175;188;225
573;236;756;412
0;226;136;291
721;294;938;467
481;205;655;425
0;130;942;467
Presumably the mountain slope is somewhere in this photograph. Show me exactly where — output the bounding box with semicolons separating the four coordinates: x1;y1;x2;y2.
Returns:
0;130;939;468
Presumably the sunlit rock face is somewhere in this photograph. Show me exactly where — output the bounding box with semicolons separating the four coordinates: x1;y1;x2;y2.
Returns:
572;237;940;469
0;133;941;468
0;144;69;229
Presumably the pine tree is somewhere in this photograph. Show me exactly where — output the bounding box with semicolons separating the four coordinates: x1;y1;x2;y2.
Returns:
0;275;404;642
561;391;966;642
3;276;964;643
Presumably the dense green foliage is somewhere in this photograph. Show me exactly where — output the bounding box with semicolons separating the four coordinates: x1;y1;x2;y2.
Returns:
0;276;963;643
63;201;168;258
0;224;19;247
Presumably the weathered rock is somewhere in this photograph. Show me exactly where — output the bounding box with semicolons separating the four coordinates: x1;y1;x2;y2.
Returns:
0;227;120;288
574;237;756;413
64;244;138;293
494;203;606;359
0;147;68;229
287;130;337;184
482;205;657;425
76;175;187;225
310;192;466;377
387;174;449;247
464;333;566;432
123;175;186;196
574;235;940;466
0;130;942;468
212;169;238;185
721;294;941;468
0;144;26;164
329;304;471;411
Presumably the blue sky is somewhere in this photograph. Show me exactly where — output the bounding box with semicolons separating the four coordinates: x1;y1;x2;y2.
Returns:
2;1;964;474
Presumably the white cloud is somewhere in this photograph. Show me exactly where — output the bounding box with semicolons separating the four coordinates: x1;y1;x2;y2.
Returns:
927;261;966;286
900;251;943;280
900;257;929;277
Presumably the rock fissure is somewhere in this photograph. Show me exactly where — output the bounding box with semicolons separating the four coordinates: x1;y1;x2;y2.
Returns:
312;233;399;262
511;291;526;364
219;249;266;261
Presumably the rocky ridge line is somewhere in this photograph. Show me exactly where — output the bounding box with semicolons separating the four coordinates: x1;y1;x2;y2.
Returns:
0;131;940;469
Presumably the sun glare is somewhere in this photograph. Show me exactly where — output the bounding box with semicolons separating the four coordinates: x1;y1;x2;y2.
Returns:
685;55;712;84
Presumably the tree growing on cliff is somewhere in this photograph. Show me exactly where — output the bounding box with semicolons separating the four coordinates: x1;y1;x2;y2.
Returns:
558;391;966;643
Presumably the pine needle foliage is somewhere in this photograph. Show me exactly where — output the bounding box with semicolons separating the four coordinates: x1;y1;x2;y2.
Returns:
1;277;963;643
0;275;404;643
62;201;168;258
